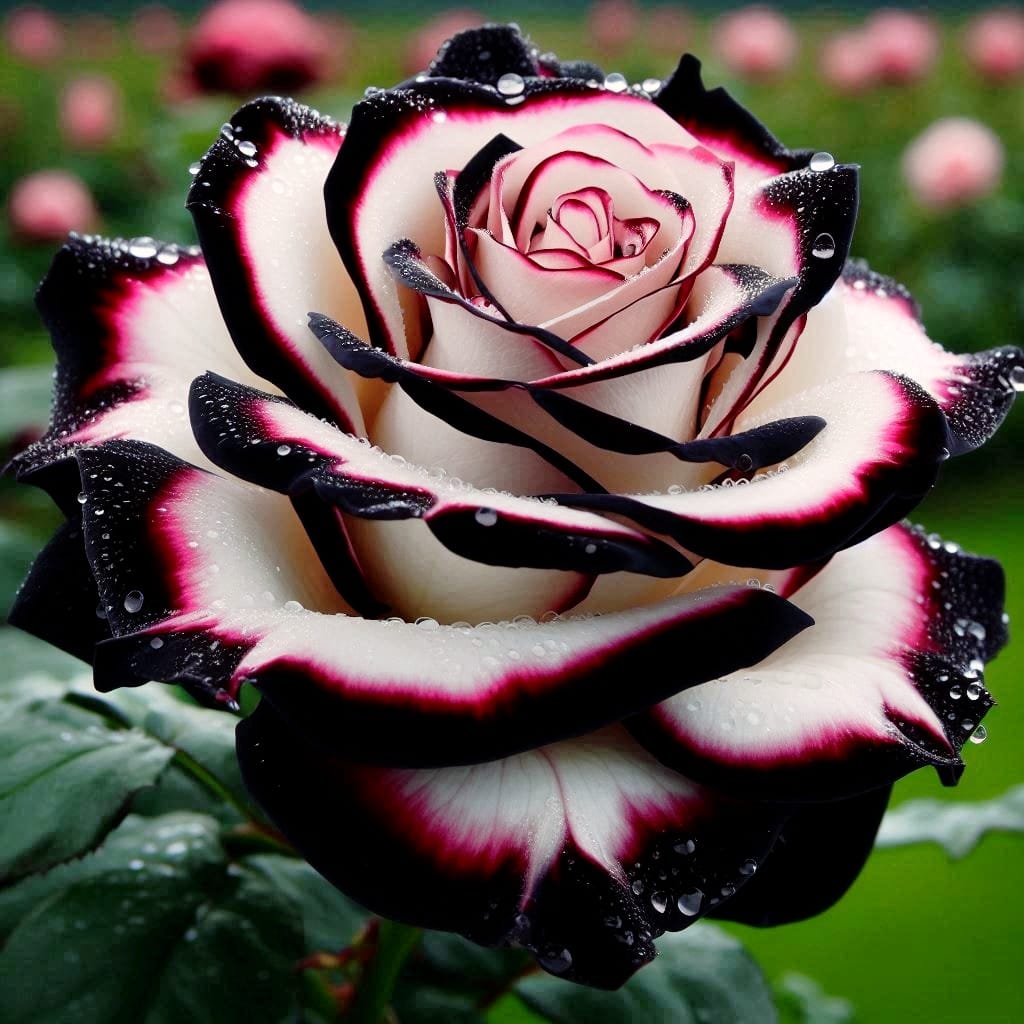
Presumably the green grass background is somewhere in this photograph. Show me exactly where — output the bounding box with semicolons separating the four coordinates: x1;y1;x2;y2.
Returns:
1;7;1021;1021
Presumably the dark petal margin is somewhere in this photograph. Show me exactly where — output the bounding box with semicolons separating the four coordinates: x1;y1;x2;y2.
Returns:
839;260;1023;457
708;785;893;927
237;706;790;988
629;523;1006;800
8;518;110;663
189;371;691;579
186;96;362;430
654;54;813;176
427;24;541;85
10;234;207;513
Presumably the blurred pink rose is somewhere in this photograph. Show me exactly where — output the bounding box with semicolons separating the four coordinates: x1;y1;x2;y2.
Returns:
8;170;99;243
712;5;798;79
864;9;938;84
4;5;63;64
645;5;693;56
902;117;1004;210
587;0;639;55
183;0;329;95
319;13;355;83
131;4;181;54
964;8;1024;82
60;75;122;150
403;10;484;75
820;30;878;93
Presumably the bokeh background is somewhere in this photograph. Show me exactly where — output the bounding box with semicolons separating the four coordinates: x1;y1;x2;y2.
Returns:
1;2;1021;1021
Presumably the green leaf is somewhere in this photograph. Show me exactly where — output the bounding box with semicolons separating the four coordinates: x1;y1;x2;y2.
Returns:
0;364;52;443
516;924;777;1024
876;784;1024;858
242;852;369;954
0;628;84;683
0;521;44;619
0;697;174;881
0;813;305;1024
775;974;855;1024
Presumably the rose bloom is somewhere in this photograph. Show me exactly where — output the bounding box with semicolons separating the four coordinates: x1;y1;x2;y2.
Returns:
712;5;798;79
902;116;1005;211
12;26;1019;987
7;169;98;243
131;4;182;55
181;0;329;95
59;74;122;150
4;5;63;64
964;7;1024;82
863;8;939;84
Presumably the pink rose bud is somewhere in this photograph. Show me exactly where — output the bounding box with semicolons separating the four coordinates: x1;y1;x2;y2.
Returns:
587;0;639;56
7;169;98;243
712;5;798;79
183;0;330;95
131;3;181;55
59;75;122;150
644;5;693;56
4;5;63;64
819;30;878;93
964;7;1024;82
403;10;484;76
863;8;938;84
902;116;1005;210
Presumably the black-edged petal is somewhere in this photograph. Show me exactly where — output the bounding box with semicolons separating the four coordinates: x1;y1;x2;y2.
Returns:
630;523;1006;800
426;24;541;85
9;233;262;514
187;96;367;432
708;785;893;926
237;708;790;987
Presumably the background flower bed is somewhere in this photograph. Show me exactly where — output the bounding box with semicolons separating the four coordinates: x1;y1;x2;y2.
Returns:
0;4;1021;1022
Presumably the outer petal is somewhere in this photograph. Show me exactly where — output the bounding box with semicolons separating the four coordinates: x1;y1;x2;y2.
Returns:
558;371;950;568
746;261;1023;456
708;784;893;926
10;234;267;513
325;75;707;359
187;97;368;432
82;436;811;766
238;709;790;987
630;523;1006;799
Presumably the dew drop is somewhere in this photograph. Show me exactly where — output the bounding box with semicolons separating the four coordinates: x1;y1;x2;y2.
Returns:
128;236;158;259
276;444;292;456
77;491;88;504
650;891;668;914
969;725;988;744
283;599;303;612
1009;365;1024;392
966;682;984;701
604;71;628;92
811;232;836;259
949;684;963;700
128;859;145;871
475;507;498;527
584;542;598;555
156;246;179;266
149;637;164;649
188;160;201;176
641;77;662;94
739;859;757;876
236;140;257;158
809;151;836;172
415;616;440;631
677;890;703;916
736;453;754;472
673;838;697;855
538;947;572;974
123;590;145;614
496;72;525;96
631;878;644;895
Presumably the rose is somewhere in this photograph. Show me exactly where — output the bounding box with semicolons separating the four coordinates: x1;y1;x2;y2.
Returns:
11;25;1020;988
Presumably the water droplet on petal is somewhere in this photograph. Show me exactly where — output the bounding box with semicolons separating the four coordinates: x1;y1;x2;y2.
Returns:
538;947;572;974
276;444;292;456
496;72;525;96
475;507;498;527
128;236;158;259
149;636;164;649
1009;365;1024;392
237;140;257;158
188;161;201;176
811;232;836;259
650;891;668;914
677;890;703;916
966;682;984;701
604;71;628;92
969;725;988;744
123;590;145;614
77;491;88;504
809;151;836;172
641;77;662;94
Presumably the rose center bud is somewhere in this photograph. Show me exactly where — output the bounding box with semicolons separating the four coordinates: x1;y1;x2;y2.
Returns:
411;124;727;370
